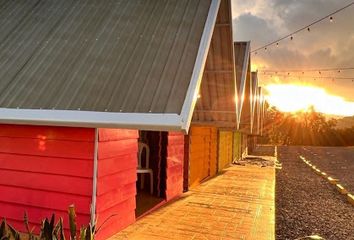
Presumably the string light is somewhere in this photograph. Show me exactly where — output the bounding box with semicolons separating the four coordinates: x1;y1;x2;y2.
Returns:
260;74;354;81
260;67;354;73
251;1;354;54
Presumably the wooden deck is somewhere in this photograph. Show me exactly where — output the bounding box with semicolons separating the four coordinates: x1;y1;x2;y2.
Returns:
110;162;275;240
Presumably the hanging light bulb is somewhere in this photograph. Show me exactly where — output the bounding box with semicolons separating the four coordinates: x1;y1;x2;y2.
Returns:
290;36;293;40
276;42;279;47
329;16;334;22
307;27;310;32
264;47;267;51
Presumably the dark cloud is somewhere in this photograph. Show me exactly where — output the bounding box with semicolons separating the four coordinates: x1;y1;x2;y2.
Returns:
233;13;279;46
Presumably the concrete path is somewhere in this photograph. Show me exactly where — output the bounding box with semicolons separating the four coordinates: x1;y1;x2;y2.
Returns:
111;162;275;240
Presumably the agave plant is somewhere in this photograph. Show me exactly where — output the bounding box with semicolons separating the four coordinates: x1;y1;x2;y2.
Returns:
68;205;95;240
0;219;20;240
0;205;95;240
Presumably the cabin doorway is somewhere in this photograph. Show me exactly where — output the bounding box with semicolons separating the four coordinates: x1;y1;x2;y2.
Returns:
135;131;167;217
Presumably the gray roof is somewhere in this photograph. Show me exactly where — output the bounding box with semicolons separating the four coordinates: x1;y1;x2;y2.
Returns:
250;72;258;134
0;0;221;131
234;41;250;129
192;0;237;128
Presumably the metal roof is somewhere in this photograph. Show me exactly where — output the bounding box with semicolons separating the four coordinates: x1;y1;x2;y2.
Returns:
250;72;258;134
192;0;237;128
234;41;250;129
0;0;221;131
256;86;263;136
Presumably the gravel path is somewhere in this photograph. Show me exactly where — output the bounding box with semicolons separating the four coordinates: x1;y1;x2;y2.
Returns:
301;146;354;193
276;146;354;240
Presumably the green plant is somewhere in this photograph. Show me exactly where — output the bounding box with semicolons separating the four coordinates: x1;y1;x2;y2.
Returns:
0;219;20;240
68;205;95;240
0;205;95;240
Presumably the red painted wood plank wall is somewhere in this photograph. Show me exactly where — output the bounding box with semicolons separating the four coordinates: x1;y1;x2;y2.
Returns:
0;125;183;239
0;124;94;233
95;129;139;240
165;132;184;201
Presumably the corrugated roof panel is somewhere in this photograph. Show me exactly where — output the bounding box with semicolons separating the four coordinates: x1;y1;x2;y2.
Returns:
0;0;212;115
234;41;250;129
238;49;252;134
256;86;263;136
234;42;248;91
250;72;258;134
239;83;252;133
192;0;236;127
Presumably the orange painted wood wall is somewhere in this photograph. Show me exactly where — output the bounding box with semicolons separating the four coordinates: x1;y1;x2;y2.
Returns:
218;130;233;171
187;126;217;188
0;124;94;233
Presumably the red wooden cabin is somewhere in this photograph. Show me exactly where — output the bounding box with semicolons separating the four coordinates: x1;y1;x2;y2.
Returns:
0;0;241;239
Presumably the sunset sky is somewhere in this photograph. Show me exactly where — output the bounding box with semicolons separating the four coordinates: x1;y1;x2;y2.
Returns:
232;0;354;116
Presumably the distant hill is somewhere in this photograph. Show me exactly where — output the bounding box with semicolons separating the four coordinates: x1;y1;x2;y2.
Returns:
335;116;354;129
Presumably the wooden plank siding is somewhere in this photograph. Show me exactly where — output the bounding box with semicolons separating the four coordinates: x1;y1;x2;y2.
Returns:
95;129;139;240
233;132;242;162
241;133;248;157
0;124;94;233
188;126;217;188
165;132;184;201
218;130;233;171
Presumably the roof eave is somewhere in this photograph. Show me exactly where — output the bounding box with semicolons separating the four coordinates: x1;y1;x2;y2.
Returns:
0;108;184;132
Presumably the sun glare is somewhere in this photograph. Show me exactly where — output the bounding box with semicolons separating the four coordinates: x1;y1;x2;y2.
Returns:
265;84;354;116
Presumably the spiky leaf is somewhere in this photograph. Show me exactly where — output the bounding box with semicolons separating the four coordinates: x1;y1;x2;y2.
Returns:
68;205;77;240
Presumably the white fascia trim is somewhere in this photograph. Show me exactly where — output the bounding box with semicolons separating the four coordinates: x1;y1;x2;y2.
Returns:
180;0;221;133
90;128;98;226
236;41;251;129
0;108;183;131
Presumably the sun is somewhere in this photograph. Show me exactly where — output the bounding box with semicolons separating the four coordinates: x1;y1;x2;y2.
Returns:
265;84;354;116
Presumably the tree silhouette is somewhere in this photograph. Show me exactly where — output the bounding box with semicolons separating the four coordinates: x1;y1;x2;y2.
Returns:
261;104;353;146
